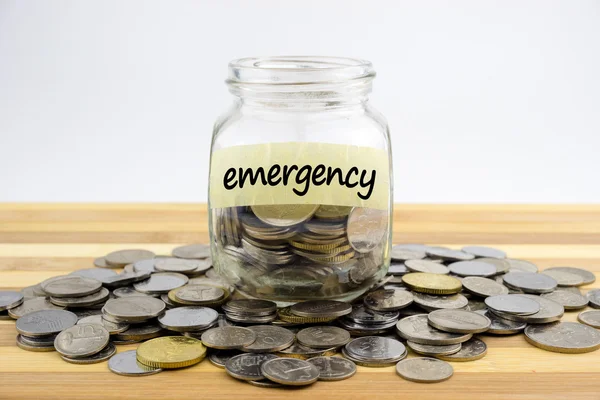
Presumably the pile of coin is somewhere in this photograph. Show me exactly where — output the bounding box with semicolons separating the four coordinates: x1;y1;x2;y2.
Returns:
2;242;600;386
214;205;389;300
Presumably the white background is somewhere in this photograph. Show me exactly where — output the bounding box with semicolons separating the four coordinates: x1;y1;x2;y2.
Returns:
1;0;599;203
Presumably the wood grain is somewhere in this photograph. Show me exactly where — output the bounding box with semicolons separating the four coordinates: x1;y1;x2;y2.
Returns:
0;203;599;400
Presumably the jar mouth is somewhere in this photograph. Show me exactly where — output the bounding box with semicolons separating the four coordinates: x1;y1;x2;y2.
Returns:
227;56;375;86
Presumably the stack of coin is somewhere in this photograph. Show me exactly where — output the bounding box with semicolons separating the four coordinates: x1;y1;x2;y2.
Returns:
15;310;78;352
222;299;278;323
0;291;24;320
167;284;230;308
338;305;399;335
55;323;113;363
342;336;407;366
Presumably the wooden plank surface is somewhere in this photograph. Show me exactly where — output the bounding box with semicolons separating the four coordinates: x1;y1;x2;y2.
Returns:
0;203;599;400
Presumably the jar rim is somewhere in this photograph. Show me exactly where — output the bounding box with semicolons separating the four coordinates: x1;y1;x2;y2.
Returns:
227;56;375;86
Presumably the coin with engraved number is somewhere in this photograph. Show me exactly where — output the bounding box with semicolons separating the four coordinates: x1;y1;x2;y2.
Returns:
406;341;462;357
201;326;257;349
137;336;206;368
490;295;564;324
296;326;350;349
364;289;414;312
102;296;166;323
540;269;584;287
402;273;462;295
427;309;491;334
405;259;449;275
16;310;78;337
308;356;357;381
484;294;540;315
8;297;65;319
290;300;352;318
448;261;497;277
540;290;588;310
588;289;600;308
346;207;388;253
225;353;278;381
435;338;487;362
543;267;595;285
0;291;24;311
396;315;472;345
134;272;189;294
105;249;156;267
54;323;110;358
42;275;102;298
108;350;162;376
158;306;219;332
70;268;118;282
474;309;527;335
502;272;557;294
240;325;295;353
396;357;453;383
461;246;507;259
77;315;129;334
261;358;320;386
577;310;600;329
524;321;600;353
413;292;468;311
61;342;117;364
462;277;509;297
50;287;110;308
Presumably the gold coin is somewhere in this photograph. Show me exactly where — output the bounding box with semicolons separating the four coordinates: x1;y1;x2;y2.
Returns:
251;204;319;227
136;336;206;369
402;273;462;295
289;240;351;254
277;307;338;323
314;205;352;220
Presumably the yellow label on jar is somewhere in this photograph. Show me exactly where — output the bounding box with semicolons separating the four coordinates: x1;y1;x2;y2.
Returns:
209;142;390;210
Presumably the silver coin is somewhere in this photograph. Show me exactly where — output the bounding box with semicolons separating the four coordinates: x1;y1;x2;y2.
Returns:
42;275;102;298
16;309;78;337
133;272;188;294
102;296;166;322
201;326;257;349
412;292;468;310
364;289;414;312
16;334;56;352
94;257;117;269
436;338;487;362
8;297;65;319
72;309;103;320
77;315;129;334
345;336;406;362
462;277;509;297
484;294;540;315
543;267;595;285
113;323;163;341
172;244;211;260
490;295;564;324
61;342;117;364
540;269;584;287
347;305;399;325
338;317;397;334
0;291;24;311
54;323;110;358
396;357;453;383
101;271;152;289
505;258;538;273
406;341;462;356
123;264;135;274
405;259;449;275
209;350;240;368
70;268;118;282
540;290;588;310
105;249;156;267
461;246;506;259
174;285;225;304
465;298;487;312
588;289;600;308
388;262;408;276
108;350;162;376
154;258;200;274
225;353;278;380
296;326;350;349
290;300;352;318
132;259;157;273
223;299;277;315
474;309;527;335
50;287;110;308
425;248;474;262
19;333;58;347
247;379;283;388
448;261;497;277
396;314;472;345
261;358;320;386
225;312;277;324
157;306;218;332
308;356;357;381
112;287;150;298
524;321;600;353
476;258;511;275
578;310;600;329
20;285;45;300
391;248;426;262
346;207;387;253
502;272;557;294
242;325;295;352
427;309;491;334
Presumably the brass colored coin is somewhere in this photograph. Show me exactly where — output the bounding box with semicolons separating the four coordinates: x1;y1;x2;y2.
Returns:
402;273;462;295
136;336;206;369
251;204;319;227
314;205;352;219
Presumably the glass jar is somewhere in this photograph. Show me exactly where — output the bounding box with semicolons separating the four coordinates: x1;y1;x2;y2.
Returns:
208;56;393;305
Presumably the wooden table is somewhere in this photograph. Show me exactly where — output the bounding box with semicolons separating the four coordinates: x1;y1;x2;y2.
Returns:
1;204;599;400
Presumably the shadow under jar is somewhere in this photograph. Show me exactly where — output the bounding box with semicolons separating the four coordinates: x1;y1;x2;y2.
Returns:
208;56;393;306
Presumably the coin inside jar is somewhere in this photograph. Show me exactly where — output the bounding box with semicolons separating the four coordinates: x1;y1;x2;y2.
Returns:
346;207;388;253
